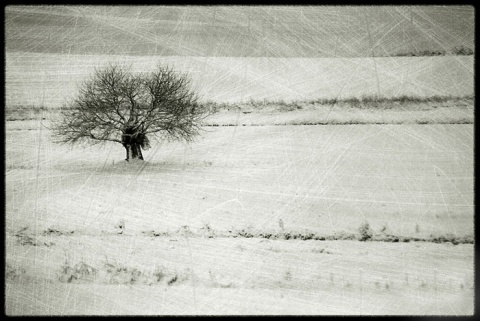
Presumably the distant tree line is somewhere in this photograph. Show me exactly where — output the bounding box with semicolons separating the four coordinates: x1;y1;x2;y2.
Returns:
393;45;473;57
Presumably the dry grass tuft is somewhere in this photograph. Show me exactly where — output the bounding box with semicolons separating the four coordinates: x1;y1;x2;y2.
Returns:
58;261;97;283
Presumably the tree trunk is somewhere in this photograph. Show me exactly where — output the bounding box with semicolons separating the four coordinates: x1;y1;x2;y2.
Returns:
122;127;148;162
124;143;143;161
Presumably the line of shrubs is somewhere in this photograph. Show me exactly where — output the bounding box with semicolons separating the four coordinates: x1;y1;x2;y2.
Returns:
393;45;474;57
142;224;474;245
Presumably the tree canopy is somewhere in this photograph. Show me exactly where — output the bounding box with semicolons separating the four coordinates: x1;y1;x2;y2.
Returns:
54;63;208;160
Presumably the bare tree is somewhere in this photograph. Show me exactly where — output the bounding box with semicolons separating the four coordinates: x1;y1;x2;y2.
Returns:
53;63;208;161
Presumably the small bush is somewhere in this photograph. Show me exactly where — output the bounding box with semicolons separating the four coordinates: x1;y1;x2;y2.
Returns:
58;261;97;283
451;45;474;55
179;225;195;237
238;230;254;238
260;232;274;239
237;226;256;238
42;228;74;236
200;223;215;238
13;227;44;246
167;274;178;285
358;222;373;241
166;269;190;286
153;266;167;282
5;263;27;282
104;262;147;285
102;261;190;286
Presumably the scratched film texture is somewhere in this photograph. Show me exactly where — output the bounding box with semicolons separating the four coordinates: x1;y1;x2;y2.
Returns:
4;6;474;315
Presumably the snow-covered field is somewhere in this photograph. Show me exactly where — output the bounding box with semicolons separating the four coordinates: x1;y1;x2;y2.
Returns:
5;238;474;315
5;123;474;236
5;119;474;315
5;53;474;107
4;5;475;315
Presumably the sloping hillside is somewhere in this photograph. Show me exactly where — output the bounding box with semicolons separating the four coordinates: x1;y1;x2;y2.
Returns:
5;53;474;107
5;6;474;57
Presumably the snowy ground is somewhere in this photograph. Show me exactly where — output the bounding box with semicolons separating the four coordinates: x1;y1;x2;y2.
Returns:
5;54;474;107
5;237;474;315
5;112;474;315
